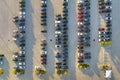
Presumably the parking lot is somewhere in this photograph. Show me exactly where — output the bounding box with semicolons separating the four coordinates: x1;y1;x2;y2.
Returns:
0;0;120;80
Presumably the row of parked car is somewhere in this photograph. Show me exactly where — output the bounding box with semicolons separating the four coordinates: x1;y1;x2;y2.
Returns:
12;0;26;75
99;0;112;13
36;0;48;74
40;40;47;65
0;55;4;65
41;0;47;33
98;0;112;46
41;0;47;26
61;0;69;73
55;0;69;75
77;0;91;69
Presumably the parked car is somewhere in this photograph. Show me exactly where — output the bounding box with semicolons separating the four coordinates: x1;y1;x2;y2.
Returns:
41;30;47;33
98;28;105;31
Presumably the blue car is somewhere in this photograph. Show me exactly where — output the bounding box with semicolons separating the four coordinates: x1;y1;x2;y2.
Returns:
62;20;68;23
106;32;112;34
56;41;61;44
63;8;68;13
41;8;47;12
78;39;84;42
62;52;68;55
56;54;62;58
85;36;90;39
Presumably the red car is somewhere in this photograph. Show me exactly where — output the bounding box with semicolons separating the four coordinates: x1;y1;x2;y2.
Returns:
78;11;84;15
77;42;84;46
78;49;84;53
99;6;105;9
78;25;84;29
78;19;83;22
105;9;111;13
78;56;84;60
78;35;84;39
98;28;105;31
78;7;84;11
84;28;90;33
41;58;46;62
78;15;83;19
84;43;90;47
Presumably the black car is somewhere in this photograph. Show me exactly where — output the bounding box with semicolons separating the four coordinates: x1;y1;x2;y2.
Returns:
41;54;47;57
20;30;25;34
19;4;25;8
41;4;47;7
19;43;25;46
19;22;25;26
63;55;68;58
56;62;62;65
78;3;84;7
84;2;90;6
41;62;47;65
84;6;90;10
41;15;47;18
56;65;62;69
84;55;91;59
62;38;68;41
41;22;47;26
19;18;25;22
62;34;68;37
62;41;67;44
0;54;4;57
106;23;112;27
78;60;84;63
41;30;47;33
19;0;25;3
62;44;68;47
19;8;25;12
63;27;68;30
78;46;84;49
62;66;68;69
41;12;47;15
18;57;25;62
62;24;67;27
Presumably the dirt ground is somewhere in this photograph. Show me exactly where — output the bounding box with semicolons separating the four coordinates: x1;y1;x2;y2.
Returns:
0;0;120;80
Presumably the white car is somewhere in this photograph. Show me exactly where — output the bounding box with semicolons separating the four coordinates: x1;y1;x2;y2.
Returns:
42;51;47;54
78;22;84;26
78;53;84;56
106;6;112;9
19;15;25;19
55;20;61;24
105;17;112;21
35;66;41;70
19;50;25;55
55;45;61;48
19;46;26;50
19;11;26;15
55;31;62;34
0;58;3;65
12;37;17;41
19;62;26;66
98;31;106;35
18;26;26;30
63;0;68;2
77;1;83;4
19;65;26;69
78;32;84;36
41;1;47;4
12;54;18;58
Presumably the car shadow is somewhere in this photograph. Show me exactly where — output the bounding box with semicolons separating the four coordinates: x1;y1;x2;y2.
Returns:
0;56;10;80
39;0;55;80
18;0;34;80
62;0;77;80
